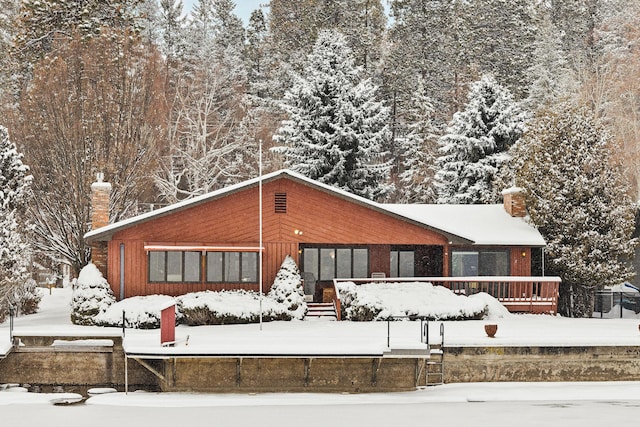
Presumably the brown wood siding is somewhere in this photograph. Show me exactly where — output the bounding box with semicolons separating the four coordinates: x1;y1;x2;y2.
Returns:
104;177;526;297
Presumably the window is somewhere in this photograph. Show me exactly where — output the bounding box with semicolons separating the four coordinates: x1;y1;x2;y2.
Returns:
206;252;223;282
451;250;509;277
320;248;335;280
148;251;201;282
302;246;369;281
206;252;258;283
352;249;368;278
148;250;258;283
390;250;415;277
149;251;166;282
303;247;319;280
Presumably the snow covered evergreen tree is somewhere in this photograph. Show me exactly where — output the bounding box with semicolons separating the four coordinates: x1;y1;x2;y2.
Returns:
386;0;473;122
71;263;116;326
0;0;19;105
268;255;306;320
273;29;393;201
511;104;637;318
396;84;438;203
0;126;32;317
525;9;578;110
435;75;526;204
158;0;187;64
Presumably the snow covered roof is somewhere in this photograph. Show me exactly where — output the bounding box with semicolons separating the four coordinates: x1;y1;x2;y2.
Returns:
85;169;545;247
384;204;546;247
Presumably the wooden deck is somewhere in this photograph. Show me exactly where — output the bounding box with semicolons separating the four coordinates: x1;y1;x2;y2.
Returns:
331;276;561;317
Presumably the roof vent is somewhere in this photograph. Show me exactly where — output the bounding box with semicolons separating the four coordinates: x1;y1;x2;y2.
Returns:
274;192;287;213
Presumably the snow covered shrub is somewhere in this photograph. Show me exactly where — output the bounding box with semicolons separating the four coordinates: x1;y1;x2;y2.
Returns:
336;281;383;321
267;255;306;320
0;278;42;322
337;281;488;321
177;290;291;325
70;263;116;325
10;278;42;315
95;295;178;329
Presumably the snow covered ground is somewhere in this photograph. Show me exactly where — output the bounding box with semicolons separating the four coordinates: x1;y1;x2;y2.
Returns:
2;288;640;426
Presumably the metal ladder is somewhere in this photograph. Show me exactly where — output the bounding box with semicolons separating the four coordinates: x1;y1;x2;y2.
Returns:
426;323;445;386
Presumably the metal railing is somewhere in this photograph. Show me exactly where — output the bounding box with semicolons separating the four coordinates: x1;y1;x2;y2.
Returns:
594;291;640;318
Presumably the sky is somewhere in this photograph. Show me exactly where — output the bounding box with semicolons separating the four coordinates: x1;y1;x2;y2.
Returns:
181;1;392;25
182;0;266;24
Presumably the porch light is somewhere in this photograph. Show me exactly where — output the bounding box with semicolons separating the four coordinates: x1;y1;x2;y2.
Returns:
521;251;527;257
294;229;303;235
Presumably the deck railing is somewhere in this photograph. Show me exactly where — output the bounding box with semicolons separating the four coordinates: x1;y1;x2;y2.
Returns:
331;276;561;316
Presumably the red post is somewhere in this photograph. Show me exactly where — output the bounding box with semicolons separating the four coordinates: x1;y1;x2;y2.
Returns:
160;304;176;346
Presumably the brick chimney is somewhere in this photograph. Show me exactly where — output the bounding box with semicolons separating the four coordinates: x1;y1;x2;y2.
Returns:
90;173;111;277
502;187;526;218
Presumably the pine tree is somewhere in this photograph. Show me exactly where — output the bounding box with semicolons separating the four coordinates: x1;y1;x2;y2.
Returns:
525;9;578;110
511;104;637;317
272;29;392;201
435;75;526;204
396;83;438;203
158;0;187;63
0;0;19;105
0;126;31;313
246;8;268;91
211;0;245;60
386;0;473;122
467;0;537;99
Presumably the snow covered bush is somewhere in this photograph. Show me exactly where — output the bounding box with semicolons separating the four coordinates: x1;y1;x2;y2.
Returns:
267;255;306;320
337;281;488;321
95;295;178;329
0;278;42;322
70;263;116;325
10;278;42;316
177;290;291;325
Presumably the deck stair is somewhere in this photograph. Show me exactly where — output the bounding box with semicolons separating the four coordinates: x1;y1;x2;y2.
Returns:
426;344;444;386
305;302;338;321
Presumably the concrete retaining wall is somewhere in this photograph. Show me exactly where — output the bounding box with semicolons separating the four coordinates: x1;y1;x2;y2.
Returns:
0;336;158;393
160;357;423;393
3;338;640;393
443;346;640;383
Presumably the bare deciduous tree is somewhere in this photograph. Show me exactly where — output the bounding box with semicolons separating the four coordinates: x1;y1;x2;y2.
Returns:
10;30;167;275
